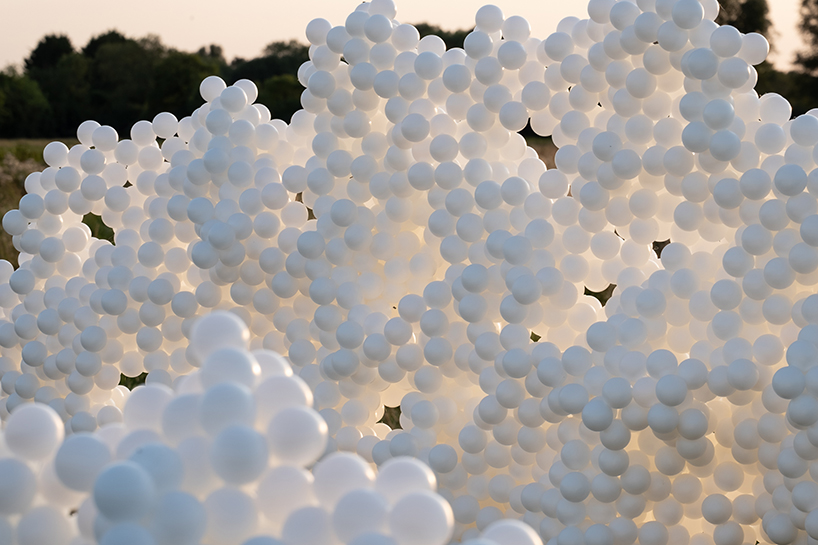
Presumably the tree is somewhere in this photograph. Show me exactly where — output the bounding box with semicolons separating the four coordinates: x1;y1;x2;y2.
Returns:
257;74;304;123
87;38;162;133
149;51;222;118
226;40;310;122
263;40;309;61
0;68;52;137
24;35;74;73
716;0;773;42
226;40;309;86
34;53;91;137
197;45;227;67
82;30;130;59
798;0;818;73
24;35;89;136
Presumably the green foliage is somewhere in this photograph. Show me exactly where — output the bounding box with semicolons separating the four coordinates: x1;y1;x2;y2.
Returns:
225;40;309;90
29;53;91;136
24;35;74;73
82;213;115;243
800;0;818;73
4;142;43;163
4;31;314;138
82;30;130;59
197;45;227;66
258;74;305;123
378;406;402;429
0;69;52;138
119;372;147;390
716;0;772;43
87;39;164;134
584;284;616;306
148;51;221;120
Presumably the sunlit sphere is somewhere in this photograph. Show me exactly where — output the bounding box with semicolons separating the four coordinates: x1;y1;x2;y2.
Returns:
389;491;454;545
267;406;328;465
4;403;64;460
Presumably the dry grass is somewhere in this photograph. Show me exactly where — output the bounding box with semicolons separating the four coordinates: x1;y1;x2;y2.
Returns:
0;139;77;267
0;154;39;267
0;139;78;163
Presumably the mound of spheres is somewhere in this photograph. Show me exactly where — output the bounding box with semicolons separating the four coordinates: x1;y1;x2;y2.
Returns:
0;0;817;543
0;310;467;545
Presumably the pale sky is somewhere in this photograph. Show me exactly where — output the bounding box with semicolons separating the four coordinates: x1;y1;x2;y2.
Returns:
0;0;806;72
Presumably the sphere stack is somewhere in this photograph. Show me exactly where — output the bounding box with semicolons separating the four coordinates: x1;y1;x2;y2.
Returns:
0;0;817;543
0;310;485;545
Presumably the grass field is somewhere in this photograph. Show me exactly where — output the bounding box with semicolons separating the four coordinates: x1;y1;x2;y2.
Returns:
0;139;79;163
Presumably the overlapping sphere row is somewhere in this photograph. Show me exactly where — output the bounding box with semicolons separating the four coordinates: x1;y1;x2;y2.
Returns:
0;0;816;543
2;311;537;545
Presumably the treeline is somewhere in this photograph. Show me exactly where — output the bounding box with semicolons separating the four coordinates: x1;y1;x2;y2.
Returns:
0;24;470;139
0;31;308;138
3;2;818;139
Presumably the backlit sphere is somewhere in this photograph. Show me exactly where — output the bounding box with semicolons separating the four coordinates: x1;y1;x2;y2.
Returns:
475;5;504;32
152;112;178;139
332;489;389;541
4;403;64;460
772;366;806;399
204;487;258;545
482;519;542;545
376;457;437;502
189;311;250;361
306;18;333;45
151;491;207;545
199;382;256;435
54;434;111;491
389;491;455;545
124;384;174;432
201;76;227;101
201;347;260;389
0;458;37;514
428;444;458;473
267;406;328;465
210;425;269;484
16;506;71;545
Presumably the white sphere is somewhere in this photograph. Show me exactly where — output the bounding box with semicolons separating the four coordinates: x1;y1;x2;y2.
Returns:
54;434;111;491
93;461;157;522
389;491;454;545
267;406;328;466
210;425;269;484
190;312;250;361
0;458;37;514
4;403;64;460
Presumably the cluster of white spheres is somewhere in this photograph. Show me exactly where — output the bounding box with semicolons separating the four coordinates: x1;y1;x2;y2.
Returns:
1;0;818;543
0;310;543;545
